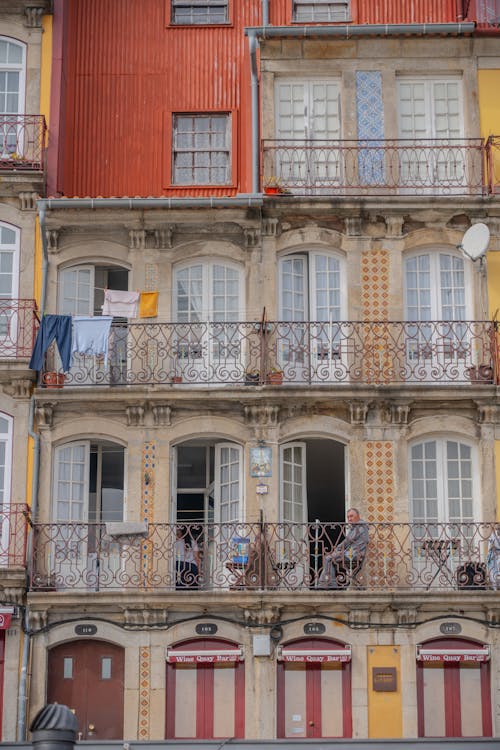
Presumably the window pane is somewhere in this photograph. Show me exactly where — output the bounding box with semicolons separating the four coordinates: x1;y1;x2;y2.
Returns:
101;657;112;680
173;114;230;185
63;657;73;679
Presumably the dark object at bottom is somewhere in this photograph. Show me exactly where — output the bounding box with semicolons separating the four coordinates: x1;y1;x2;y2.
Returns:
456;562;487;589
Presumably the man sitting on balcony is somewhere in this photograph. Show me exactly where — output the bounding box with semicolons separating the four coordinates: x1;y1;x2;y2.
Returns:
319;508;368;589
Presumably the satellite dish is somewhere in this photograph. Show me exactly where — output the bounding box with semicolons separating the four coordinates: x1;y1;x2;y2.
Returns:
459;223;490;261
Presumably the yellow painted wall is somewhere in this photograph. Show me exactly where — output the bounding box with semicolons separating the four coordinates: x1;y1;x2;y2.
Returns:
40;15;52;128
479;70;500;318
367;645;402;738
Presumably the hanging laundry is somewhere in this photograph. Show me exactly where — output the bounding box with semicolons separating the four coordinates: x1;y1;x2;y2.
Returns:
102;289;139;318
72;316;113;360
29;314;73;372
139;291;159;318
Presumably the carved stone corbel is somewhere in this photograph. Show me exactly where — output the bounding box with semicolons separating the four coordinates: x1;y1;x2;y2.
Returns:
154;226;174;249
152;403;172;426
244;228;260;248
477;404;497;424
4;379;33;399
386;402;410;425
348;608;371;628
385;215;404;238
35;402;56;429
261;218;281;237
344;216;363;236
24;6;44;27
45;229;59;253
244;404;280;427
393;607;418;627
129;229;146;250
349;401;369;425
19;192;38;211
126;403;146;426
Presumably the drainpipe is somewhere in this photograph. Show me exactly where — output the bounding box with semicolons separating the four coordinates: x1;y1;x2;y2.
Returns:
17;207;49;739
245;22;475;38
262;0;269;26
248;33;260;195
17;397;40;740
38;196;263;211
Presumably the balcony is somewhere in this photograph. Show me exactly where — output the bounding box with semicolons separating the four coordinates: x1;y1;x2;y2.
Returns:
29;520;498;593
0;505;29;569
41;319;497;387
474;0;500;31
0;299;39;359
0;115;46;172
261;138;499;196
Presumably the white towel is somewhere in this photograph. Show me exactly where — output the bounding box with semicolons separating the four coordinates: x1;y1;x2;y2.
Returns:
72;316;113;358
102;289;139;318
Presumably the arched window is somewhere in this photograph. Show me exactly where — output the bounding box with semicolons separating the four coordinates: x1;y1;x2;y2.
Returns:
404;250;469;323
173;259;243;322
416;637;492;737
58;263;129;316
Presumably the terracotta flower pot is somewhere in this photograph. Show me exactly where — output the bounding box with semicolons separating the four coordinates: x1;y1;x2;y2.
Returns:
267;371;284;385
42;372;65;389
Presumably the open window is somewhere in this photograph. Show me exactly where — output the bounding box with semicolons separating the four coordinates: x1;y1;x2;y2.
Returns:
0;38;26;159
0;223;20;356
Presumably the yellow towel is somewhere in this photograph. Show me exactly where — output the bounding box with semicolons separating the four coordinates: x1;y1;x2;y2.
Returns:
139;291;159;318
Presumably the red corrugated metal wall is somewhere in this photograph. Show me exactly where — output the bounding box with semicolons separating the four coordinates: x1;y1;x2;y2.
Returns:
270;0;461;24
61;0;466;198
61;0;261;197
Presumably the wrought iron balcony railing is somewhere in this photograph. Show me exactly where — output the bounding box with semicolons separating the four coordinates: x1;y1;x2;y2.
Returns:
261;138;497;196
0;505;29;568
0;115;46;171
41;319;497;387
0;299;39;359
29;520;500;592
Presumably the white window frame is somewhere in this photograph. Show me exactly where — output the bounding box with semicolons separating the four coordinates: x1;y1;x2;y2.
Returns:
278;250;347;322
279;442;307;524
172;113;231;185
214;443;243;524
0;412;13;511
292;0;350;23
173;258;244;321
0;37;26;115
409;437;478;525
53;440;126;523
0;222;20;300
404;249;472;322
171;0;229;25
397;76;464;140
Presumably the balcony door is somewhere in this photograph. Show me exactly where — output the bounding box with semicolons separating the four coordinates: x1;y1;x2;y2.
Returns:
173;261;243;384
57;264;129;384
0;37;25;158
173;441;243;587
52;440;125;589
409;438;478;589
397;78;464;192
278;251;347;383
404;251;473;383
275;79;341;192
0;223;19;357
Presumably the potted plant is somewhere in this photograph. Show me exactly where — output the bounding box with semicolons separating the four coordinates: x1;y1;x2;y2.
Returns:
245;368;261;386
264;176;289;195
267;366;284;385
42;371;65;389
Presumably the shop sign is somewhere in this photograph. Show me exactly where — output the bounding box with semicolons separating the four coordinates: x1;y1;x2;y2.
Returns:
0;613;11;630
372;667;397;692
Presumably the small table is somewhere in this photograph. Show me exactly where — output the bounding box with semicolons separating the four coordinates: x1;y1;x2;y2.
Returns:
422;539;460;589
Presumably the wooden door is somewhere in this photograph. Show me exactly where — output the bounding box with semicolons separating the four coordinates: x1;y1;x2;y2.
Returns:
47;640;124;740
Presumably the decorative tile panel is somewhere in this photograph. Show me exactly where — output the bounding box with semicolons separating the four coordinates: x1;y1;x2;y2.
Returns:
356;71;384;185
365;441;395;522
139;646;151;739
361;249;392;382
142;442;156;584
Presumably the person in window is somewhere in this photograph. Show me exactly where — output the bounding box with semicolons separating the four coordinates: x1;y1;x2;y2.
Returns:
175;526;200;589
319;507;368;589
487;525;500;590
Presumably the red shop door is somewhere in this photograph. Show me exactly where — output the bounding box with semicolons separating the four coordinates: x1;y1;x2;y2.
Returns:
47;640;124;740
417;637;492;737
277;638;352;738
166;638;245;739
0;631;4;738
